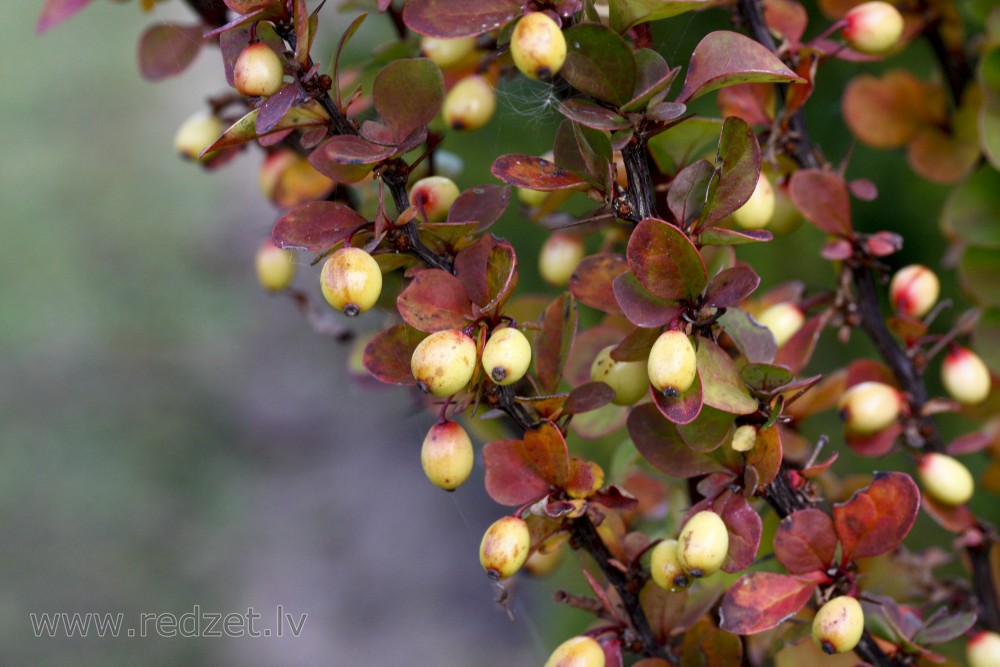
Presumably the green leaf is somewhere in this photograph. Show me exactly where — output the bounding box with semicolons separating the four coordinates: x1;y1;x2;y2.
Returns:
696;339;758;414
960;246;1000;306
207;101;329;153
973;307;1000;372
701;117;762;227
560;24;636;106
943;164;1000;248
649;117;723;174
627;218;707;301
677;31;804;103
610;0;709;34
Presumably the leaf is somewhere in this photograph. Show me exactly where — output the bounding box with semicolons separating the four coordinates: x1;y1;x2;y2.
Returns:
704;265;761;308
553;120;612;188
482;439;551;506
774;509;837;574
137;23;203;81
701;117;762;227
256;83;306;135
833;471;920;561
974;308;1000;373
740;363;793;395
679;618;743;667
569;254;628;316
560;24;636;106
716;490;762;573
613;272;683;328
565;382;617;414
373;58;443;142
37;0;94;33
773;312;827;373
623;50;680;112
207;102;329;154
763;0;807;45
960;246;1000;307
842;71;945;149
396;269;473;332
718;308;777;364
943;164;1000;248
491;154;589;191
611;326;662;362
718;571;821;635
453;235;518;313
628;219;707;301
362;324;424;385
559;99;632;131
627;404;726;478
788;169;852;236
648;118;723;175
668;160;715;228
536;293;578;394
912;609;978;646
447;185;511;229
696;339;758;414
610;0;709;34
652;374;703;425
676;406;734;453
271;201;368;250
745;425;782;487
402;0;521;37
677;31;804;103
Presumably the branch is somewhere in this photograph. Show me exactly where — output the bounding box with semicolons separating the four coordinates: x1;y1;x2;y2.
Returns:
181;0;228;27
622;137;656;220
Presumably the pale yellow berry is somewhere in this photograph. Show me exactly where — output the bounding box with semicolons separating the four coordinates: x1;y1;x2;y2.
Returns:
420;36;477;68
410;329;478;397
442;75;496;131
677;510;729;578
889;264;939;319
173;112;223;161
941;347;991;406
254;240;296;292
320;247;383;316
590;345;649;406
649;539;690;591
730;424;758;453
479;516;531;579
543;635;606;667
755;302;804;347
481;327;532;386
647;330;697;398
510;12;567;81
233;43;285;97
539;233;585;287
731;174;775;230
409;176;460;222
917;452;974;506
838;381;902;435
812;596;865;655
421;421;474;491
842;1;904;55
968;631;1000;667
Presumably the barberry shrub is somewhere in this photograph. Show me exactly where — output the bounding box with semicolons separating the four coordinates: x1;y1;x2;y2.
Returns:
39;0;1000;664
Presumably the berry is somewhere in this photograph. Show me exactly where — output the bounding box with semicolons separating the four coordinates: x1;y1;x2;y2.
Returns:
254;239;296;292
479;515;531;580
730;424;757;453
755;302;804;348
481;326;532;386
510;12;567;80
812;596;865;655
647;330;698;398
590;345;649;406
320;247;383;316
842;1;904;55
410;329;478;397
409;176;460;222
767;180;804;235
173;112;223;161
838;381;902;435
731;173;776;230
525;534;567;576
543;635;606;667
649;539;690;591
517;187;549;208
259;150;335;209
233;43;285;97
677;510;729;578
442;75;496;131
420;36;477;68
968;630;1000;667
888;264;939;319
917;452;974;506
539;233;585;287
941;346;991;405
421;420;474;491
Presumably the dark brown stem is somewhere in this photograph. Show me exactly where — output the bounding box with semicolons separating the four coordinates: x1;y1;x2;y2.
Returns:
855;630;895;667
969;539;1000;632
922;16;972;106
181;0;228;27
622;138;656;220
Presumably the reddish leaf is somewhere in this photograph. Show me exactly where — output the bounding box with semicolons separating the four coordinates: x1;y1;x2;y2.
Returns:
628;218;708;301
612;272;683;328
701;117;762;227
453;235;517;313
610;326;661;362
37;0;94;33
745;424;782;487
651;374;704;425
788;169;852;236
559;99;632;131
396;270;473;332
718;83;776;126
718;571;821;634
138;23;203;81
845;423;903;457
535;293;578;394
696;339;758;415
680;618;744;667
256;83;306;135
627;404;727;478
402;0;521;37
272;201;368;251
763;0;807;45
490;154;589;191
362;324;423;385
623;48;680;112
309;135;394;182
374;58;443;142
773;312;827;373
447;184;511;229
718;308;777;364
560;24;636;107
677;31;804;103
921;494;978;533
774;508;837;574
698;227;773;246
523;422;570;487
565;382;617;414
569;254;628;315
704;265;761;308
717;490;762;573
833;471;920;561
482;439;551;506
668;160;715;228
676;406;734;453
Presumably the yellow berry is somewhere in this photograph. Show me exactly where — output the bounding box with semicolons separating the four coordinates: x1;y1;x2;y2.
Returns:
173;112;223;161
677;510;729;578
889;264;939;319
539;233;585;287
510;12;567;81
442;75;496;131
647;330;697;398
479;516;531;579
968;631;1000;667
543;635;606;667
731;173;775;230
842;1;904;55
756;302;804;347
649;539;690;591
421;421;474;491
320;247;383;316
918;452;974;506
590;345;649;406
233;43;285;97
259;150;335;209
518;187;549;208
838;381;902;436
730;424;758;453
254;239;296;292
410;329;478;397
481;327;532;386
420;36;477;68
941;347;991;406
409;176;460;222
812;596;865;655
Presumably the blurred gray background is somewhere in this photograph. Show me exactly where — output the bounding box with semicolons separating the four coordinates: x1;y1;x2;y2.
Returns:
2;2;549;664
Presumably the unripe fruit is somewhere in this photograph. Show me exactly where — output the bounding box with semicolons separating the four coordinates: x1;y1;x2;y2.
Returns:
812;596;865;655
410;329;478;397
838;381;902;435
320;247;383;316
677;510;729;578
649;539;690;591
173;112;223;161
510;12;567;80
539;233;585;287
481;327;532;386
409;176;460;222
842;1;905;55
941;347;991;405
420;36;477;68
755;302;804;347
442;75;496;131
517;187;548;208
967;630;1000;667
479;515;531;580
889;264;939;319
730;424;758;453
259;150;335;209
233;43;285;97
731;173;776;230
917;452;974;506
543;635;606;667
524;535;565;576
647;330;698;398
421;421;474;491
254;239;296;292
590;345;649;406
768;182;804;235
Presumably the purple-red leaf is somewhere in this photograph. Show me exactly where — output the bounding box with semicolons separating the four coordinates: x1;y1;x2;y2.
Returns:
37;0;94;33
396;269;473;332
559;99;632;131
613;272;683;328
373;58;443;143
833;471;920;561
788;169;853;236
447;185;511;229
454;235;518;313
627;403;726;478
491;154;589;191
138;23;203;81
565;382;617;414
569;254;628;315
651;374;704;425
309;135;394;182
482;440;551;506
774;508;837;574
628;218;708;301
560;24;637;106
535;293;578;394
704;265;761;308
256;83;306;135
362;324;423;385
701;117;762;227
718;571;822;635
717;490;762;573
271;201;368;250
677;31;804;103
719;308;777;364
402;0;521;37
